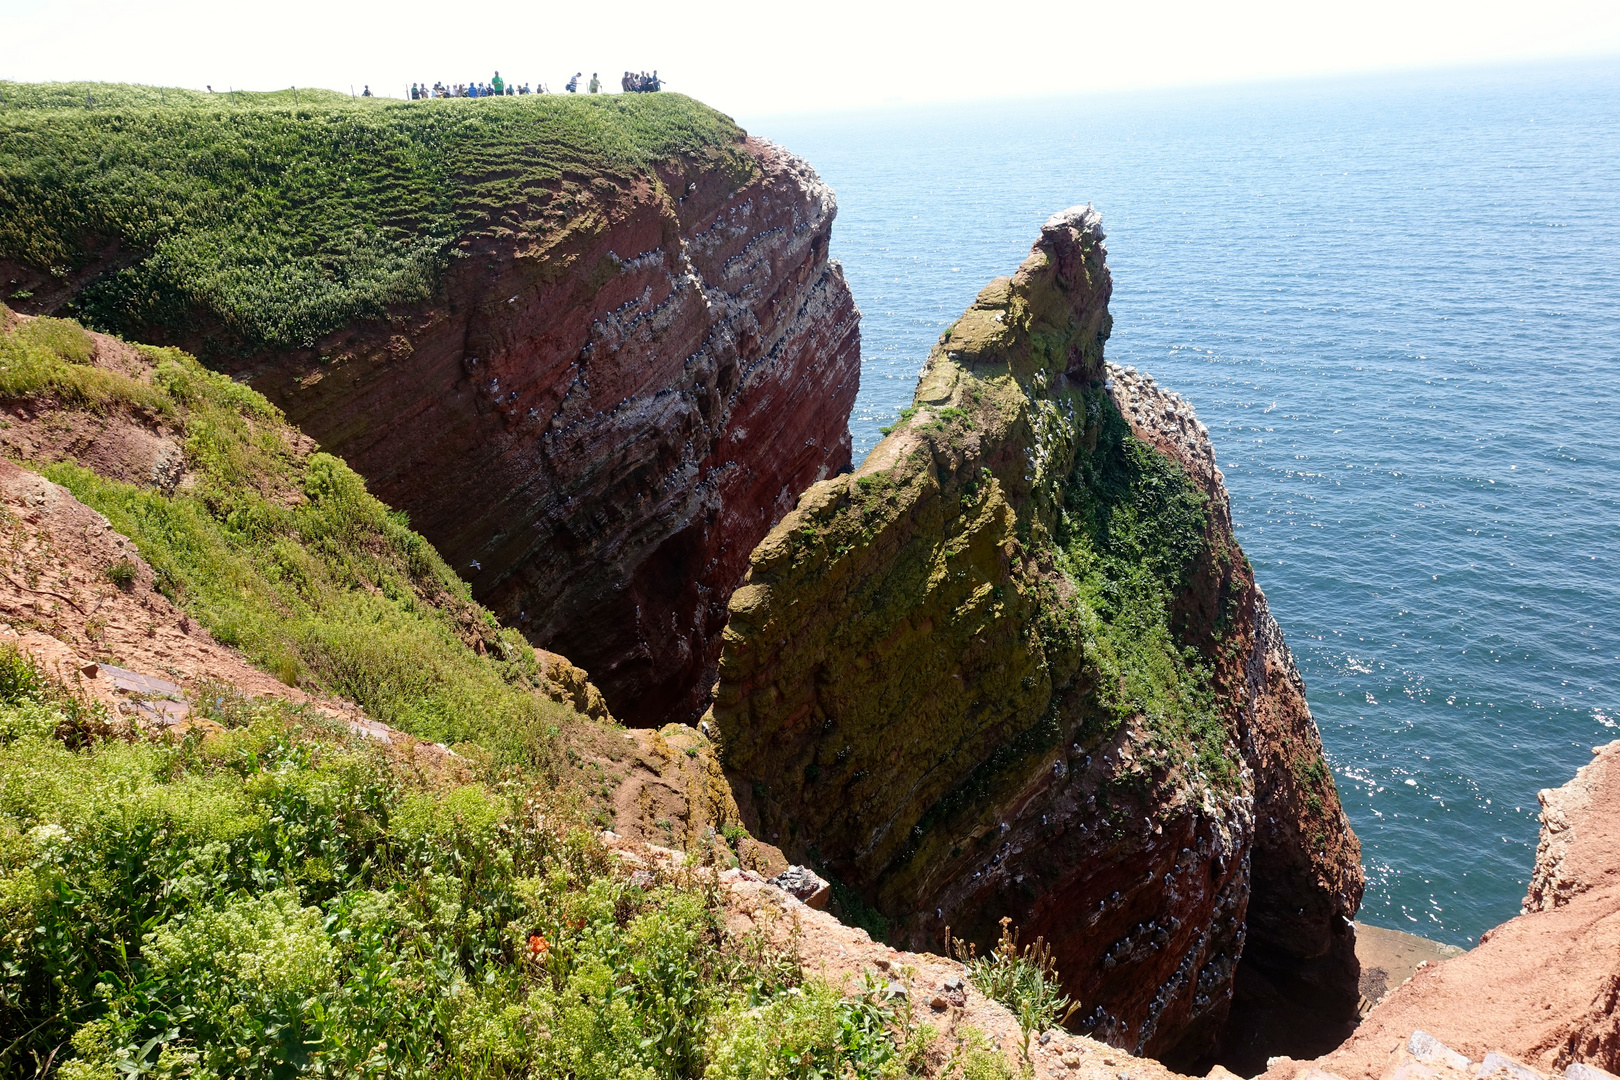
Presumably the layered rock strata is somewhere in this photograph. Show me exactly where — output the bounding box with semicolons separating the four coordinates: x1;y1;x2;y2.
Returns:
214;138;859;728
1114;371;1365;1071
708;207;1360;1061
1264;740;1620;1080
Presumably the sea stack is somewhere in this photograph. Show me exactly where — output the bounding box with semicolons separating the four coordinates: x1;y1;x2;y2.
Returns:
709;207;1363;1060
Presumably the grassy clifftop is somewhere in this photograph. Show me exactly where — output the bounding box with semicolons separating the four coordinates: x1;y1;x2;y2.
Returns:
0;82;752;353
0;82;355;111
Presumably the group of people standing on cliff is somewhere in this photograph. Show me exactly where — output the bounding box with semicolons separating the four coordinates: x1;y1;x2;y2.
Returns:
411;74;540;98
566;71;662;93
406;69;661;101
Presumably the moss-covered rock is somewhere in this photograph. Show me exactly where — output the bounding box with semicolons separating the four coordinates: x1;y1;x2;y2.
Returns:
708;208;1359;1060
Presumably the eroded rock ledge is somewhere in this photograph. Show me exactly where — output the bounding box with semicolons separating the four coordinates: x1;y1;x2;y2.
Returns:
1264;740;1620;1080
708;207;1361;1061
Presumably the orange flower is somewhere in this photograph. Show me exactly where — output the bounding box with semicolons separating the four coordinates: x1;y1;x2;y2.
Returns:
527;933;550;960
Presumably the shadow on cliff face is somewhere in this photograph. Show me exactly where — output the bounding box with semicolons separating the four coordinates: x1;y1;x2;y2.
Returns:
1178;938;1361;1075
706;206;1365;1063
279;136;862;731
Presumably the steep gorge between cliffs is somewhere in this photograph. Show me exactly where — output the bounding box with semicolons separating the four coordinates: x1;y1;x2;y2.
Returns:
1;95;865;731
5;90;1368;1063
226;138;859;729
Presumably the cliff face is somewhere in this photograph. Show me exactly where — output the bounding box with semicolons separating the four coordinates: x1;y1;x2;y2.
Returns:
1263;739;1620;1080
220;137;859;729
1;96;859;729
709;208;1361;1061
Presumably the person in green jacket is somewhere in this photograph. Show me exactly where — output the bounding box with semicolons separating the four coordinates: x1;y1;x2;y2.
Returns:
589;73;601;94
491;71;504;96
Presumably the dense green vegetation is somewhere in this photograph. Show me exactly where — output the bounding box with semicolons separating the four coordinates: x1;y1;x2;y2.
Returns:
0;653;937;1078
1052;388;1235;787
0;83;752;353
0;308;570;761
0;83;353;112
0;311;972;1076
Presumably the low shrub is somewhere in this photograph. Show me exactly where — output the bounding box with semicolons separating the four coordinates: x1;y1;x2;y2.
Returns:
0;653;930;1078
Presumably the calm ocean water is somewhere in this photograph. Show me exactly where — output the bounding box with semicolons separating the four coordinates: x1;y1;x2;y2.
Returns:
745;59;1620;947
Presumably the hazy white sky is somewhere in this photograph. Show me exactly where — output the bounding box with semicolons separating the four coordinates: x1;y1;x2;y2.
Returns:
3;0;1617;117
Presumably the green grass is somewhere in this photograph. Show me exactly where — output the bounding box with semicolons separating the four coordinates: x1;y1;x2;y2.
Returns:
0;308;574;761
0;82;753;354
0;657;933;1079
0;316;171;414
0;83;354;111
1051;389;1238;788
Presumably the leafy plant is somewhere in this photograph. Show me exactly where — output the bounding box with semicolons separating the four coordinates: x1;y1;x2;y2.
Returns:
103;557;137;589
948;917;1077;1065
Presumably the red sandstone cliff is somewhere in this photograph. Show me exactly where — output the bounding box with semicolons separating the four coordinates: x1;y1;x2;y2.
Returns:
214;137;860;728
1111;367;1365;1070
1262;739;1620;1080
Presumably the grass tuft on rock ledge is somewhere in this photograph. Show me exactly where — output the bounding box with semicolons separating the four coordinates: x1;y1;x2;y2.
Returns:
0;82;754;354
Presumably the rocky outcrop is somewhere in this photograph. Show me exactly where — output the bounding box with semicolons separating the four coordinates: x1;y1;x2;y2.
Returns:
708;207;1360;1061
1264;741;1620;1080
192;137;857;729
1112;370;1364;1072
621;833;1229;1080
1284;1029;1620;1080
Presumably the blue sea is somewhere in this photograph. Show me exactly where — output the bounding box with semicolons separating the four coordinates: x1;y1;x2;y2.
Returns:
744;59;1620;947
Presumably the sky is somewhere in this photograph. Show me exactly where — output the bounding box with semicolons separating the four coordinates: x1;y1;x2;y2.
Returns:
2;0;1618;117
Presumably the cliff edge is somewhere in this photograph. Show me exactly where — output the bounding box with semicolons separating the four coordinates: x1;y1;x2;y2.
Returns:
708;207;1361;1061
0;91;860;728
